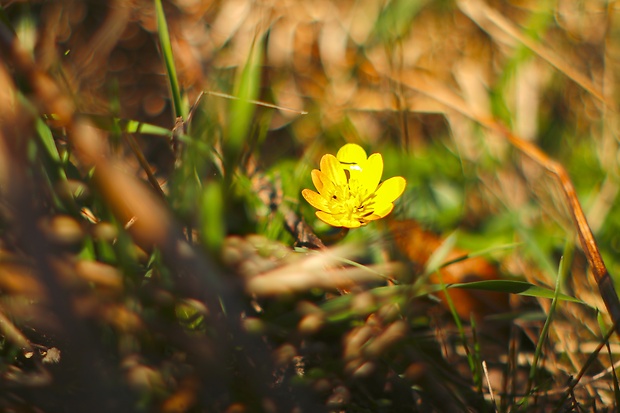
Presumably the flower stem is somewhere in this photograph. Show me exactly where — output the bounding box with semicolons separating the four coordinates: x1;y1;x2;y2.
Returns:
321;227;350;245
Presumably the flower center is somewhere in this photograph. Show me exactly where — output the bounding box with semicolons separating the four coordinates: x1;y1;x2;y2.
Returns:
329;177;375;221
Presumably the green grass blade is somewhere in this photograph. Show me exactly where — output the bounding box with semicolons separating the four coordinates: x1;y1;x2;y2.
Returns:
436;269;477;386
320;285;408;323
470;315;483;395
449;280;582;304
374;0;427;43
153;0;185;120
423;230;458;276
515;225;556;278
200;181;225;251
86;114;172;137
227;36;263;168
607;341;620;409
526;240;574;400
438;242;522;269
35;117;63;164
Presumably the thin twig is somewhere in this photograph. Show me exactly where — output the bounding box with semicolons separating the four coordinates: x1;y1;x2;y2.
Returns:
205;90;308;115
482;360;498;412
123;132;166;200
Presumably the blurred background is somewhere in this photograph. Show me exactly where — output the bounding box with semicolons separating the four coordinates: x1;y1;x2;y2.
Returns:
1;0;620;411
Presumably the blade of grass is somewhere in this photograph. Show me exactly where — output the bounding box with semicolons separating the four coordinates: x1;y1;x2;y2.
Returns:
515;224;557;280
470;315;483;396
35;117;65;172
85;114;172;137
449;280;582;304
122;132;166;200
205;91;307;115
21;96;83;212
32;123;70;212
524;240;574;403
373;0;427;43
319;285;407;323
436;268;478;388
226;35;263;170
200;181;225;251
437;241;521;270
423;230;458;276
606;340;620;408
153;0;185;120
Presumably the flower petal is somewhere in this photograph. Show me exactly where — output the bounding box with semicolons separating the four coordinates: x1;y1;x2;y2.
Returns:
316;211;343;227
311;169;323;193
337;143;367;167
318;169;335;190
316;211;363;228
345;220;362;228
367;203;394;219
374;176;406;204
357;153;383;194
320;154;347;186
311;170;336;197
302;189;331;212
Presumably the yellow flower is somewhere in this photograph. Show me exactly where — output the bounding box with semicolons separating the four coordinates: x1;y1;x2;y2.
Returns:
302;144;406;228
